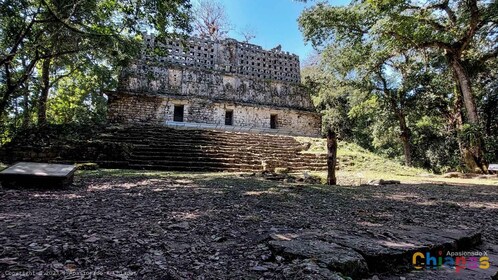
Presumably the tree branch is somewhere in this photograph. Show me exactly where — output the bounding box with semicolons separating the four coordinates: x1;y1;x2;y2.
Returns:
460;0;482;51
41;0;117;37
49;67;79;88
0;7;40;67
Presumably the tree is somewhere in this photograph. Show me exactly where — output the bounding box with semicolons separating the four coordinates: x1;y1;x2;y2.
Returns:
0;0;192;137
327;128;337;185
299;0;498;172
239;25;257;43
191;0;231;40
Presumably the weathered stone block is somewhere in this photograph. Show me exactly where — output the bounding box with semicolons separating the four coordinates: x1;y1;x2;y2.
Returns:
269;239;369;279
0;162;76;189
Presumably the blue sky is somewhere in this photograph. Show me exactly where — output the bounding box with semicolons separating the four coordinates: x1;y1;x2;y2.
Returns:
218;0;350;62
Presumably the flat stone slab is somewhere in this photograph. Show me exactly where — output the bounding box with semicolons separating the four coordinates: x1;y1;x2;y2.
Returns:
0;162;76;189
268;226;482;277
269;239;369;279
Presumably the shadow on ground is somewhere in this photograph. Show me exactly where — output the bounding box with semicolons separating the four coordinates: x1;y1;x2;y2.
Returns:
0;171;497;279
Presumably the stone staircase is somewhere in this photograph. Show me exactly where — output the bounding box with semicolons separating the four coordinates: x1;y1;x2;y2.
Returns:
97;125;327;172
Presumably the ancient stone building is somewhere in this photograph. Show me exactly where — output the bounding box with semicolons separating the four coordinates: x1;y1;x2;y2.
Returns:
107;35;321;136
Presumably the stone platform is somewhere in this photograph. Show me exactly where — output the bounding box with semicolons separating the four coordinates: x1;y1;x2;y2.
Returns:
267;226;491;279
0;162;76;189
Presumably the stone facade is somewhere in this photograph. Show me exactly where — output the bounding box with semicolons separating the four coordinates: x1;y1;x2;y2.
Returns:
107;93;321;136
108;35;321;136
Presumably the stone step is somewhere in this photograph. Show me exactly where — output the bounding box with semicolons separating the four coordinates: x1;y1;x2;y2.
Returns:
2;125;327;172
102;131;308;144
127;164;261;172
104;128;301;137
104;138;305;150
108;127;304;140
125;164;322;172
128;159;263;168
128;158;325;168
128;153;326;163
130;147;304;155
128;154;323;165
102;132;303;141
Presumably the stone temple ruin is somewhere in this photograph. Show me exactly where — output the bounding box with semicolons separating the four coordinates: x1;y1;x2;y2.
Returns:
1;36;326;172
107;35;321;136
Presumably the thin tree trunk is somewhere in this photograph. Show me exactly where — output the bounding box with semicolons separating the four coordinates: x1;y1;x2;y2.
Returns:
387;94;412;166
0;64;14;117
380;72;413;167
21;86;31;129
37;58;51;126
397;110;412;166
327;128;337;185
20;57;31;129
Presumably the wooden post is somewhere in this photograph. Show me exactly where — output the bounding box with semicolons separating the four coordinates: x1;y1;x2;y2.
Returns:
327;128;337;185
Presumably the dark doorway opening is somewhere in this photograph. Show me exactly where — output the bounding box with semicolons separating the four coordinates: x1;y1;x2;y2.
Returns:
225;110;233;125
270;114;277;129
173;105;184;122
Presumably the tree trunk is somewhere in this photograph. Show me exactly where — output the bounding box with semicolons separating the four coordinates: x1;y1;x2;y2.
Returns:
397;110;412;166
0;64;14;118
387;94;412;167
449;67;488;173
449;56;479;124
37;58;51;126
21;86;31;129
327;128;337;185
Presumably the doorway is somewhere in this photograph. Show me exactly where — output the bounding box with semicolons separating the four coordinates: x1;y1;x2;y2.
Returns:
270;114;277;129
225;110;233;126
173;105;184;122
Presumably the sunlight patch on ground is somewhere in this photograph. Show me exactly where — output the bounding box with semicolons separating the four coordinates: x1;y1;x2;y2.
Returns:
467;202;498;209
385;193;420;201
244;190;279;196
379;240;419;249
78;169;498;189
310;170;498;187
171;211;203;220
357;221;384;227
416;201;437;206
32;193;83;200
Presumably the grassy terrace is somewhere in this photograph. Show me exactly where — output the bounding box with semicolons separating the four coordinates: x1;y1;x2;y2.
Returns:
294;137;498;186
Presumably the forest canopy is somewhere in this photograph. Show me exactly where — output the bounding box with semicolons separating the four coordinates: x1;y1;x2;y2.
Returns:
0;0;192;141
299;0;497;173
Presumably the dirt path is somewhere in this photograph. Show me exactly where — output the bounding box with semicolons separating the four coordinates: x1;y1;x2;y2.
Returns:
0;171;497;279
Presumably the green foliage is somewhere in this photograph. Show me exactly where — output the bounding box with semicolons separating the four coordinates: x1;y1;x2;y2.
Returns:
411;116;460;173
295;136;426;176
0;0;193;144
299;0;498;172
47;69;108;124
457;123;482;149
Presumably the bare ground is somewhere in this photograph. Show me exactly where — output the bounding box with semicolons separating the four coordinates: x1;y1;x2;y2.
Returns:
0;170;497;279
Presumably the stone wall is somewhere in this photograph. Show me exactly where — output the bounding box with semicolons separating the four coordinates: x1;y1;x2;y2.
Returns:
107;92;321;136
119;35;315;111
121;67;314;111
143;35;300;83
